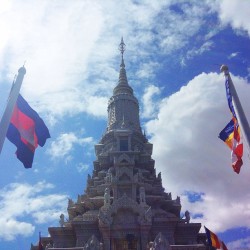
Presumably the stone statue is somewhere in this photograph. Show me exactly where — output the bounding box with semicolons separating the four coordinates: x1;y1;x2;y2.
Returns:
176;196;180;204
77;194;82;203
133;173;139;182
134;144;139;151
45;242;52;249
138;171;143;182
99;242;104;250
151;232;171;250
139;186;146;205
105;172;112;184
104;187;110;206
184;210;190;223
84;234;101;250
59;213;65;227
68;198;74;207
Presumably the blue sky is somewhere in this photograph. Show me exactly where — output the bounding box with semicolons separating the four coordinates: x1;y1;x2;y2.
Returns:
0;0;250;249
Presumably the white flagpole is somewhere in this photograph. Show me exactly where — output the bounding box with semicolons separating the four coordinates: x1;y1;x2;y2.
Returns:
220;65;250;151
0;66;26;154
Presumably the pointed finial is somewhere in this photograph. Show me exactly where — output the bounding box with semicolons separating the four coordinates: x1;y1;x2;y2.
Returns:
220;64;229;75
119;37;126;58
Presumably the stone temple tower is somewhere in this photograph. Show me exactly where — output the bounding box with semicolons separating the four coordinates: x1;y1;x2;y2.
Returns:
31;39;207;250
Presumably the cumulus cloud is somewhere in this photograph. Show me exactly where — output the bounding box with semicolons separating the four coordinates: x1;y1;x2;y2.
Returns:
0;181;67;241
218;0;250;36
146;72;250;232
0;0;221;125
227;236;250;250
0;0;106;122
48;132;94;162
142;85;161;118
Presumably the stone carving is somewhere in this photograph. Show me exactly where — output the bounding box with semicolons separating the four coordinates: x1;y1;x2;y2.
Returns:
45;242;52;249
117;166;132;181
68;198;74;208
105;171;112;184
168;192;172;199
104;188;110;206
133;173;138;182
134;144;140;151
117;153;131;164
151;232;171;250
176;196;180;204
99;242;103;250
113;211;136;225
138;171;143;182
99;193;151;226
87;174;91;182
59;214;65;227
144;207;152;223
84;235;101;250
77;194;82;203
157;172;161;180
98;209;113;225
139;186;146;205
82;210;99;222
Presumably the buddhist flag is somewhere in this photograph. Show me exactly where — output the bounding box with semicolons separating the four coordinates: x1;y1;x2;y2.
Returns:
6;94;50;168
204;226;228;250
219;76;243;173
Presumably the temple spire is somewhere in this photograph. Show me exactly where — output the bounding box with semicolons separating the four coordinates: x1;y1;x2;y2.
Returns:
119;37;126;62
113;38;133;95
107;38;141;132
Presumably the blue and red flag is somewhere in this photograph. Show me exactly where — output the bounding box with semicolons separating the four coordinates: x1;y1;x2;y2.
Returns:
6;94;50;168
219;76;243;174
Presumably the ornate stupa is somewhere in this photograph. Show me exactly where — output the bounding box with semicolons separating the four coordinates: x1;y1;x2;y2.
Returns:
31;39;206;250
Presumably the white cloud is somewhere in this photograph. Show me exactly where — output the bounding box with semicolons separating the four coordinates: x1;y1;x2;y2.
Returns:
0;0;221;125
185;41;214;62
228;52;239;59
227;236;250;250
136;61;161;79
0;0;105;121
146;72;250;232
77;163;90;173
218;0;250;36
0;181;67;241
48;132;94;161
142;85;161;118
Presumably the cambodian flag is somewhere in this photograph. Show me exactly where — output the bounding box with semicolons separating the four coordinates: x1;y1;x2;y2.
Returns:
6;94;50;168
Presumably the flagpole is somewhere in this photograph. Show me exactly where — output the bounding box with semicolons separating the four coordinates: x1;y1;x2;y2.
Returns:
0;66;26;154
220;65;250;151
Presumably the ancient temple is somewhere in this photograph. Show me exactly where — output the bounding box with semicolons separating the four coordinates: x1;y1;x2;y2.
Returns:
31;39;207;250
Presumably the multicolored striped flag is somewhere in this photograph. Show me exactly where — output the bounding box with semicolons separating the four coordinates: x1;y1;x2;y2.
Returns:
219;76;243;174
204;226;228;250
6;94;50;168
